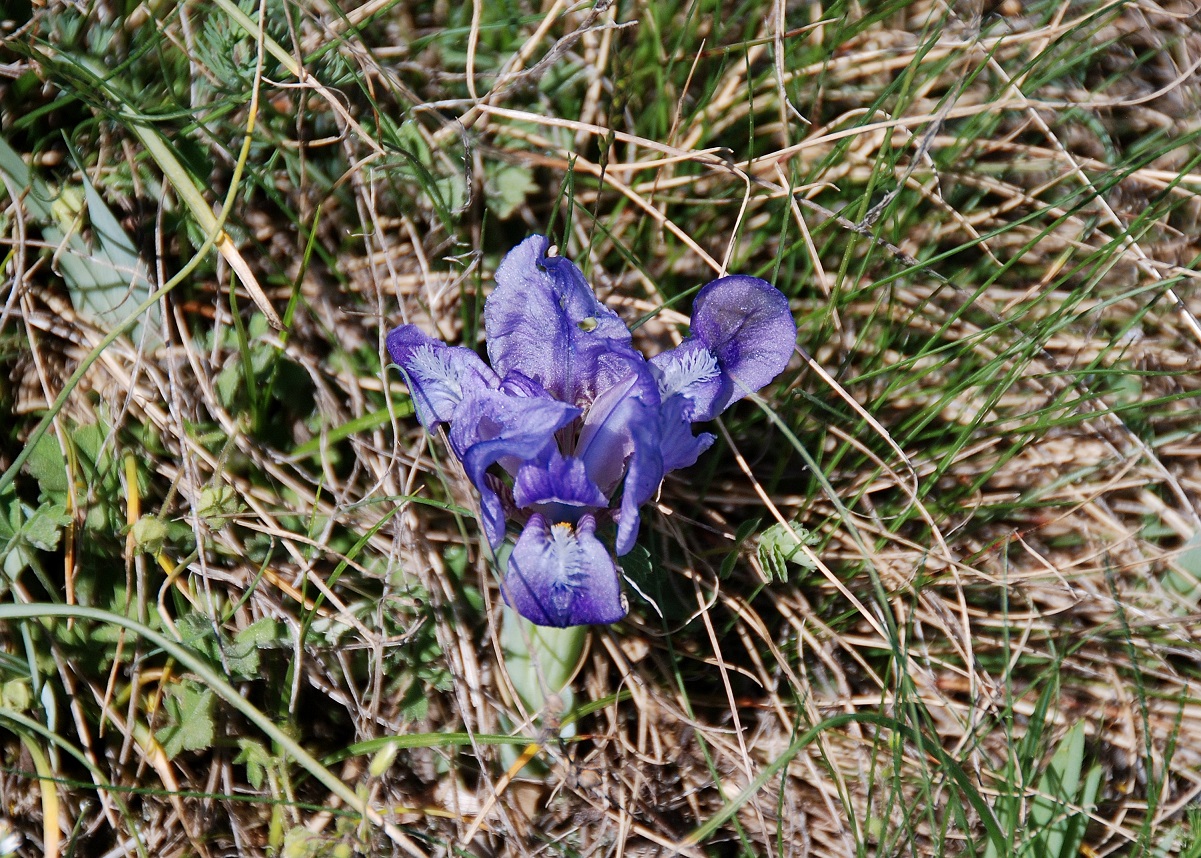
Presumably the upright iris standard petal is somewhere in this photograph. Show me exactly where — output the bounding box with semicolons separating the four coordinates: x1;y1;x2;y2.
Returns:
689;275;797;412
504;514;627;627
612;408;666;556
448;390;579;548
576;353;661;493
386;325;498;428
574;350;664;556
485;235;637;407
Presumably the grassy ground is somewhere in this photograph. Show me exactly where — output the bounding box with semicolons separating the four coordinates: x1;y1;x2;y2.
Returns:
2;0;1201;855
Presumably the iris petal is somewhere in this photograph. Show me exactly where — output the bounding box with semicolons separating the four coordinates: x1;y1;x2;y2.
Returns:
504;514;628;627
574;353;664;555
513;451;608;512
658;395;717;473
449;390;579;548
648;276;794;475
577;356;659;492
485;235;639;407
689;275;796;411
386;325;498;428
612;408;665;556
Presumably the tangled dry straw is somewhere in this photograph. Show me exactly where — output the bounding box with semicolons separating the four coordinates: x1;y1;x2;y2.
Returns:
3;0;1201;855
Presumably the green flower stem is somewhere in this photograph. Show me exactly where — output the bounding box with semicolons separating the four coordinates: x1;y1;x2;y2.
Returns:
500;610;588;715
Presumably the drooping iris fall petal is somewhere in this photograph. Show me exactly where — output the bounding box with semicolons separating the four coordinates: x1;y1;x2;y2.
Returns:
651;275;796;475
688;275;796;412
386;325;497;428
504;513;627;627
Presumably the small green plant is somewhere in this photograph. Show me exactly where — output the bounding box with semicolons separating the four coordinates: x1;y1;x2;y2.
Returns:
756;520;819;583
155;679;217;759
0;484;69;584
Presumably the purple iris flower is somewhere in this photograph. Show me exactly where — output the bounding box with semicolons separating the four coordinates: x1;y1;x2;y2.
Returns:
387;235;796;627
